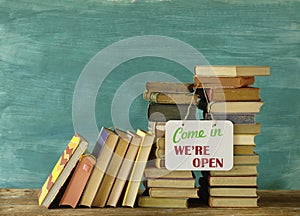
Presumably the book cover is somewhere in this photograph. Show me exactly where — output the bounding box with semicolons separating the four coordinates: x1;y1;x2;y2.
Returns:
209;187;257;197
79;128;119;207
107;131;142;207
143;92;197;105
209;165;257;177
194;76;255;88
204;112;256;124
144;167;193;179
148;103;197;122
145;82;193;93
194;65;270;77
38;134;88;208
122;130;155;207
202;101;264;113
149;187;199;198
208;176;257;187
209;197;258;207
92;128;132;207
202;87;261;102
138;196;189;208
146;178;195;188
59;154;96;208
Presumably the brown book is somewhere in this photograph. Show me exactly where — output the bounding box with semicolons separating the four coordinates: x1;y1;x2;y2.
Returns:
209;187;257;197
234;134;256;145
209;197;258;207
234;145;255;155
234;154;259;165
107;131;142;207
80;128;119;207
145;82;193;93
194;76;255;88
149;187;199;198
59;155;96;208
209;165;257;177
206;101;264;113
194;65;270;77
92;129;132;207
234;123;261;134
138;196;188;208
143;92;197;105
122;130;155;207
146;178;195;188
144;167;193;179
203;87;260;101
208;176;257;186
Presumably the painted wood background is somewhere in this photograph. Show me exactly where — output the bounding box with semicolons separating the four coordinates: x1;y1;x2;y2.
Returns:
0;0;299;189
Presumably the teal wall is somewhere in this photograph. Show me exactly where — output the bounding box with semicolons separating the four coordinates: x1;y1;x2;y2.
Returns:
0;0;299;189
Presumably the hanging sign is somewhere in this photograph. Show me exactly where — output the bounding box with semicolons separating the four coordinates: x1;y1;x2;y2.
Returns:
165;120;233;171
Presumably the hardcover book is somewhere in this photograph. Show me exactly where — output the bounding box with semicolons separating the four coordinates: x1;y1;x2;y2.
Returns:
209;187;257;197
107;131;142;207
122;130;155;207
209;165;257;177
146;178;195;188
209;197;258;207
201;101;264;113
59;154;96;208
145;82;193;93
194;65;270;77
138;196;189;208
92;129;132;207
149;187;199;198
208;176;257;187
234;123;261;134
38;134;88;208
144;167;194;179
194;76;255;88
80;128;119;207
143;92;197;105
204;112;256;124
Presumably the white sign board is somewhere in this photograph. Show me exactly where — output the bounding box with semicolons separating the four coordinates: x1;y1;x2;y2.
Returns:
165;120;233;171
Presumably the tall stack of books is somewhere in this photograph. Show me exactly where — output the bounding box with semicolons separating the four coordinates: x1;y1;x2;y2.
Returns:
139;82;200;208
194;66;270;207
38;127;155;208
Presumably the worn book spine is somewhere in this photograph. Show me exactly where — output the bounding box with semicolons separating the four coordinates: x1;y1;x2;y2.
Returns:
204;112;256;124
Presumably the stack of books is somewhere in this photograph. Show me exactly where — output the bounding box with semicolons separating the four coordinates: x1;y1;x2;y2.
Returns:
38;127;154;208
139;82;200;208
194;65;270;207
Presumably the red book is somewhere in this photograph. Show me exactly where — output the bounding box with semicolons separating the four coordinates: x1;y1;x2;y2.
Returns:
59;155;96;208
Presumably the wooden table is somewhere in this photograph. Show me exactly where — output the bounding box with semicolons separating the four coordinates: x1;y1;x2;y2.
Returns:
0;189;299;215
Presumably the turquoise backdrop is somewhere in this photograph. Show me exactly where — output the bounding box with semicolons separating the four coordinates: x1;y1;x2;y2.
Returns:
0;0;299;189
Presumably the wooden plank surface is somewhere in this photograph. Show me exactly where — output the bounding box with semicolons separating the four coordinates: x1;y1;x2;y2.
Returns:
0;189;299;215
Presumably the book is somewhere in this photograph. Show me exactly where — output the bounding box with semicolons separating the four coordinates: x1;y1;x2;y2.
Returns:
204;112;256;124
149;187;199;198
201;101;264;113
200;87;260;102
156;138;165;149
234;145;255;155
138;196;189;208
59;155;96;208
38;134;88;208
234;154;259;165
209;187;257;197
194;65;270;77
107;131;142;207
209;197;258;207
234;123;261;134
143;92;197;105
145;82;193;93
122;130;155;207
92;129;132;207
194;76;255;88
208;176;257;186
80;128;119;207
146;178;195;188
148;103;197;122
209;165;257;177
148;121;166;138
234;134;256;145
144;167;194;179
154;157;165;168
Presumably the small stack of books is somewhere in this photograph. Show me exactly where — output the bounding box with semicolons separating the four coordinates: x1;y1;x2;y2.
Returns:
38;127;155;208
140;82;200;208
194;65;270;207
